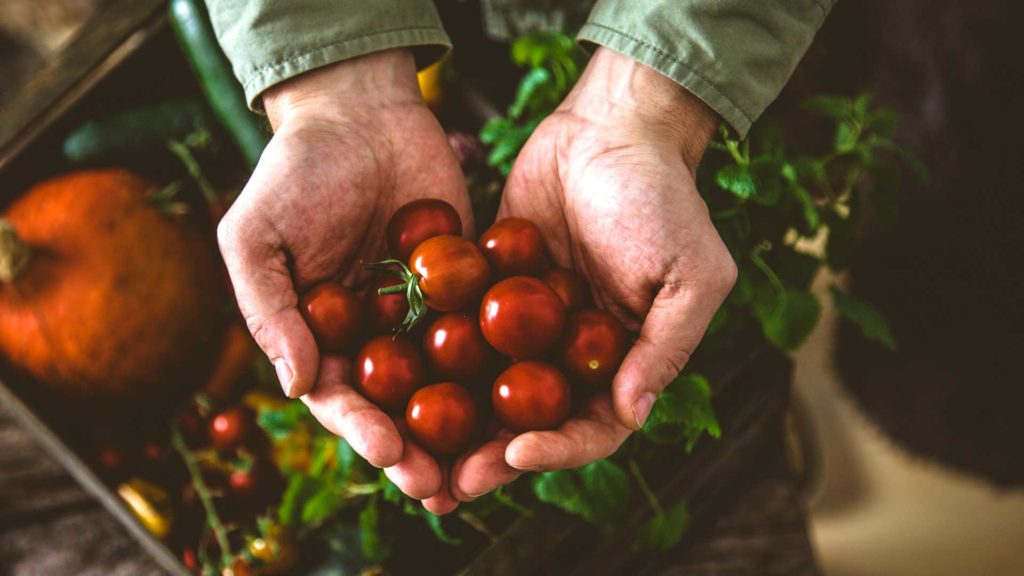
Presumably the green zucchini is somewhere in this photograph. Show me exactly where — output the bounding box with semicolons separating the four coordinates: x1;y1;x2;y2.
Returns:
169;0;269;168
62;98;213;163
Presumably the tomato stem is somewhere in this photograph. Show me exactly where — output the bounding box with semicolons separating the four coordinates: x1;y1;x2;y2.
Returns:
363;258;429;332
171;424;234;570
628;458;664;516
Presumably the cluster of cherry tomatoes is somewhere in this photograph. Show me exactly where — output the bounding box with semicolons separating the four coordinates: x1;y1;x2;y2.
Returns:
299;199;631;457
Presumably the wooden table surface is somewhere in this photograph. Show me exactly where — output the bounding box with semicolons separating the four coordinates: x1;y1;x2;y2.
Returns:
0;401;818;576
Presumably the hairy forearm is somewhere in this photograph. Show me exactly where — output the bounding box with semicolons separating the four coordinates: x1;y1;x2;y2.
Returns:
561;47;719;173
262;48;422;130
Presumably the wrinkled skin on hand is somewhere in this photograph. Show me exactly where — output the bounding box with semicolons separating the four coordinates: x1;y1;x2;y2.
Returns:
446;48;737;509
217;49;471;511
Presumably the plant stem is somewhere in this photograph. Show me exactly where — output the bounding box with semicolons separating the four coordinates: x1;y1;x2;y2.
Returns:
168;138;218;203
492;488;533;517
628;458;663;516
171;425;234;570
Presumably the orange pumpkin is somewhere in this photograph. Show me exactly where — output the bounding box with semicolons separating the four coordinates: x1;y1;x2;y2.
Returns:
0;169;224;399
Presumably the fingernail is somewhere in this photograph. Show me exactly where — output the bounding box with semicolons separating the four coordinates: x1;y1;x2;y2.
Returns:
632;393;657;430
275;359;295;397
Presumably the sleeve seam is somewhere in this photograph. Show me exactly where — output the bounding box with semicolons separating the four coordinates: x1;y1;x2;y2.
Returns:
579;22;755;126
244;25;448;79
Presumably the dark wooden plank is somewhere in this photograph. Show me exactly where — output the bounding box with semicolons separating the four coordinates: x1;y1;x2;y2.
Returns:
0;0;167;170
0;401;164;575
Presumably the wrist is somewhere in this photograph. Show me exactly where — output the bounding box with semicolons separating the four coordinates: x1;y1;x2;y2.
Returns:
561;47;718;171
262;49;422;130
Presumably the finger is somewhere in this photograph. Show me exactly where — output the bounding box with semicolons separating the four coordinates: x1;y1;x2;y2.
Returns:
384;423;443;500
422;467;459;515
612;263;734;430
301;356;403;468
218;205;318;397
450;431;522;502
505;394;632;471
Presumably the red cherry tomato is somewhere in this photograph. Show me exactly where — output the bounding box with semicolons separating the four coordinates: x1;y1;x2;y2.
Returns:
560;309;630;389
542;267;591;313
181;547;198;572
478;217;547;278
406;382;480;456
423;313;496;382
209;406;256;452
354;335;426;411
229;459;283;512
492;361;571;432
411;235;490;312
364;275;410;334
299;282;364;353
480;276;565;358
387;198;463;262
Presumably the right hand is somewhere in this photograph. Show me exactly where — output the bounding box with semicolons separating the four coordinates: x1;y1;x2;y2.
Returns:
217;49;472;511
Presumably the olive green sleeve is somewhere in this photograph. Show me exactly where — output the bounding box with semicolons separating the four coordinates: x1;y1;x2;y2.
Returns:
204;0;451;110
578;0;836;136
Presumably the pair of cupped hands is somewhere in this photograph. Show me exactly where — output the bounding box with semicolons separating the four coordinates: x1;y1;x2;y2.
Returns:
217;47;737;514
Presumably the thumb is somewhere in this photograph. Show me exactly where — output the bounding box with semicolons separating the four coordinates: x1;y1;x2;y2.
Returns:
612;267;735;430
218;211;319;398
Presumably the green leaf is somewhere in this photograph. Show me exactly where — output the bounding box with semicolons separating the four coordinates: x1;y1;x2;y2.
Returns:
830;285;898;350
641;373;720;452
835;120;860;153
715;164;756;199
577;460;630;525
634;502;690;552
420;510;462;545
531;460;630;528
781;162;821;231
301;483;342;526
257;400;308;440
853;93;872;121
754;289;822;351
866;107;898;136
336;437;355;478
359;496;388;561
749;155;783;206
478;117;509;144
278;474;314;526
508;67;552;120
379;472;403;505
803;95;854;120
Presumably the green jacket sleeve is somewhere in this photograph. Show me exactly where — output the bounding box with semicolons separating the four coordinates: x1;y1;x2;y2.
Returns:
204;0;451;110
578;0;836;137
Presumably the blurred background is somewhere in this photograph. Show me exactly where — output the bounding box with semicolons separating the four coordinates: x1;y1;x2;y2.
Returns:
2;0;1022;575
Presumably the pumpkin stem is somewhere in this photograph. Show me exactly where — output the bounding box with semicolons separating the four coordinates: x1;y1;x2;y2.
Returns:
0;219;31;282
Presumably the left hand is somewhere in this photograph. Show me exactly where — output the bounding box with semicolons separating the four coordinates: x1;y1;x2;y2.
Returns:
443;47;737;507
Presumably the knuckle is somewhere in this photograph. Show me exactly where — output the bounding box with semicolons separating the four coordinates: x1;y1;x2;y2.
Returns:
215;212;242;254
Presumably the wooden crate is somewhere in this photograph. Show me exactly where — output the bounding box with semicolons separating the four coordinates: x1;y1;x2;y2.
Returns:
0;4;804;575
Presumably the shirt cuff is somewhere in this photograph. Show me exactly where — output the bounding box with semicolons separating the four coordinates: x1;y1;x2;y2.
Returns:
206;0;451;110
578;0;835;137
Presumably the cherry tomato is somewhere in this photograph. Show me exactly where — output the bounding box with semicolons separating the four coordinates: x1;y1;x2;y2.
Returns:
423;313;496;381
480;276;565;358
560;309;630;389
387;198;463;262
299;282;364;353
364;274;410;334
355;335;426;411
228;558;254;576
406;382;480;456
229;459;283;513
209;406;256;453
542;267;592;313
181;547;198;572
492;361;571;432
478;217;547;278
411;235;489;312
